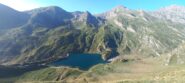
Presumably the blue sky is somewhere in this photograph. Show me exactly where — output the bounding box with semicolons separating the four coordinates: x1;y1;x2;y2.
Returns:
0;0;185;13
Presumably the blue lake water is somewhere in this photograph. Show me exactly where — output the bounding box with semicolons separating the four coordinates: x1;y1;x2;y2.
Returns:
50;54;106;70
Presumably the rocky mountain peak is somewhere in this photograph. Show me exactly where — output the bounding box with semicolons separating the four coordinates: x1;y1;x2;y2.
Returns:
76;11;99;27
98;5;130;19
111;5;129;12
151;5;185;24
81;11;92;18
159;5;185;12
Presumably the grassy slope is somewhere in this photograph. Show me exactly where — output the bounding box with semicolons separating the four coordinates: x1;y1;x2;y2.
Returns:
1;8;185;83
15;56;185;83
77;58;185;83
16;67;83;83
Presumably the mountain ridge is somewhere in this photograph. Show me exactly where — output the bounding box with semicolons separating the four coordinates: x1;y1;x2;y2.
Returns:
1;4;185;83
0;4;185;66
0;3;29;29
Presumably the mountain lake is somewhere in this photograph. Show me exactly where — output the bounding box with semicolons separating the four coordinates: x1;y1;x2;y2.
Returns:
50;53;107;70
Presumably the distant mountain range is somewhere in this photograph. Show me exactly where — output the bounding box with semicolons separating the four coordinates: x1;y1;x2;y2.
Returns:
0;3;185;65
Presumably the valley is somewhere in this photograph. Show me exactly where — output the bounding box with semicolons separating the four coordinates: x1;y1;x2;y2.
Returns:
1;3;185;83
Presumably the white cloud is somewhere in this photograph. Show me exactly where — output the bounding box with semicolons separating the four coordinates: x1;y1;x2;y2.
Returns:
0;0;40;11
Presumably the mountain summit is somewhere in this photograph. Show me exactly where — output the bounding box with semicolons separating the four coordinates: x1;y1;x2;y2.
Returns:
112;5;129;12
27;6;73;28
151;5;185;24
159;5;185;12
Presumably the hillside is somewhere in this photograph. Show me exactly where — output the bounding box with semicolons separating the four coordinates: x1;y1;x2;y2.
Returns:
1;4;185;82
0;5;185;65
